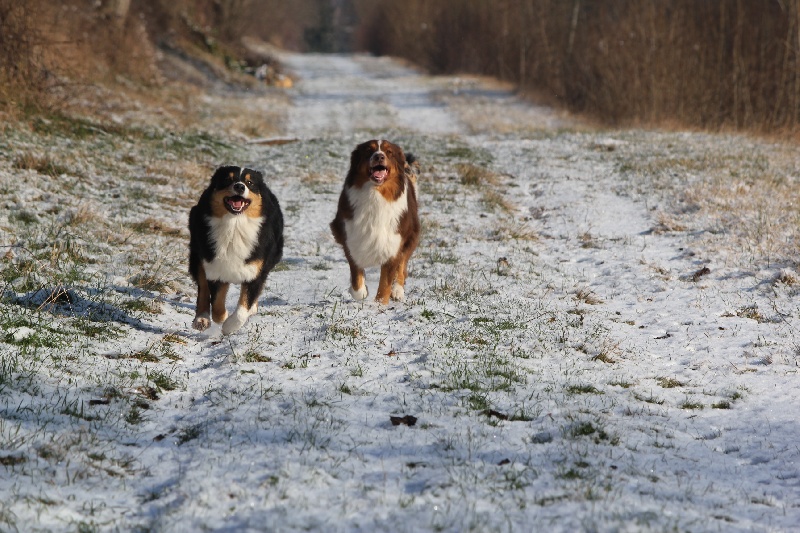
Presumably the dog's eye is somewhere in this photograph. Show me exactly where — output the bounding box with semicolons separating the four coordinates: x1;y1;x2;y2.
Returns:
246;180;254;188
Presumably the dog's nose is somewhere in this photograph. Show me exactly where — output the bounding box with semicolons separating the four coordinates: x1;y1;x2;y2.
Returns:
233;182;246;195
370;152;386;165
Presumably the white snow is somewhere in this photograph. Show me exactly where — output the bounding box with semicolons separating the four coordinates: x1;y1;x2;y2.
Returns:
1;50;800;532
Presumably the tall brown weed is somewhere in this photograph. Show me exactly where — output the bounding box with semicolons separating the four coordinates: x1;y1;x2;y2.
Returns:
355;0;800;133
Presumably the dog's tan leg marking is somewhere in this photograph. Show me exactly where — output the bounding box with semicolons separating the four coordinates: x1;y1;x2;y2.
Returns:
391;253;409;301
376;259;401;304
193;265;212;330
248;259;264;272
222;286;255;335
211;283;229;324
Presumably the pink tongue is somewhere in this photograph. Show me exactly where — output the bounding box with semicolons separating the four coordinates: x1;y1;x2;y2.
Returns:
372;169;388;180
229;199;245;210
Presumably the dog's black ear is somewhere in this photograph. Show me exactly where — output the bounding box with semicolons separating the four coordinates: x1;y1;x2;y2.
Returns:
211;165;240;186
242;168;264;182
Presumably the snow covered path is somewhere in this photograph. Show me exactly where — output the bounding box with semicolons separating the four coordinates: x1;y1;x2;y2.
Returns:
282;53;462;137
201;52;800;531
3;51;800;532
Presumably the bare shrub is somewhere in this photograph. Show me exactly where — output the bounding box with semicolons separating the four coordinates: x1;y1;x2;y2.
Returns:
0;1;322;112
355;0;800;133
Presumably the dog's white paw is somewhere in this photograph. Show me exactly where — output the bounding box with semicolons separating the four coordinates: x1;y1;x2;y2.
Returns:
391;284;405;301
350;285;368;301
192;314;211;331
222;307;250;335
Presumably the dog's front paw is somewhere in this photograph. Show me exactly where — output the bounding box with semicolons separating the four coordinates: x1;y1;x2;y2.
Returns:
391;284;405;301
222;307;250;335
350;285;368;301
192;314;211;331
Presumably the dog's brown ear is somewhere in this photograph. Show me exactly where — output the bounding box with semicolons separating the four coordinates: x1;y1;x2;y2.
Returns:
349;144;366;171
346;142;370;183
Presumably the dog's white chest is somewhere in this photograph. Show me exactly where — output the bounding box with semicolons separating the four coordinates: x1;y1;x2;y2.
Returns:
344;186;407;267
204;214;264;283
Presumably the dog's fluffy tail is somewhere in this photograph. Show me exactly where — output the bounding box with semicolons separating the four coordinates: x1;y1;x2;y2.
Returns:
405;153;420;185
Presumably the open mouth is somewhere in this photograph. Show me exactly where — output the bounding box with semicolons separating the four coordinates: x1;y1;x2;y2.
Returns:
370;165;388;184
224;195;251;214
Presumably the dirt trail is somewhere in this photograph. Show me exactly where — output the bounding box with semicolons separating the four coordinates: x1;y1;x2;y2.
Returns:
280;52;473;137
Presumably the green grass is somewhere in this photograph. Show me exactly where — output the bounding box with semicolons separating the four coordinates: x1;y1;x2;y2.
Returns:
567;421;618;445
242;350;272;363
177;424;203;445
125;406;144;426
121;298;162;315
467;392;490;411
0;308;69;350
566;384;603;395
73;315;125;340
148;370;180;392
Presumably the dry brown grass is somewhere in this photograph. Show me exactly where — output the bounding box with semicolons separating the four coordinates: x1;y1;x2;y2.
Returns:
651;211;688;235
12;152;71;177
356;0;800;134
574;287;603;306
66;205;103;227
301;171;340;187
618;135;800;270
457;163;499;187
132;217;183;237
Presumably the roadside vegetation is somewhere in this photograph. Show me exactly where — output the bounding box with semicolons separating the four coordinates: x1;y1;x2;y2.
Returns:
5;1;800;135
357;0;800;134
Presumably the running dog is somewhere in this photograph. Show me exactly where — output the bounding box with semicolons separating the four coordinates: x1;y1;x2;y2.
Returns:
189;165;283;334
330;139;420;304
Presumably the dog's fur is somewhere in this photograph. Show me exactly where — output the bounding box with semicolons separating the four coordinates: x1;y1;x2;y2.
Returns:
330;139;420;304
189;166;283;334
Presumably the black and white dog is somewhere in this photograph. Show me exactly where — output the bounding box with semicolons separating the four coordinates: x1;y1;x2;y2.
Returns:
189;166;283;334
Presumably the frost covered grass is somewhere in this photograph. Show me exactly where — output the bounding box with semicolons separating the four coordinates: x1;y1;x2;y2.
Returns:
1;53;800;531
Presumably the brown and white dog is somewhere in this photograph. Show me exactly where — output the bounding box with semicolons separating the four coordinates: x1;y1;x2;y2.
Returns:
330;139;420;304
189;166;284;335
